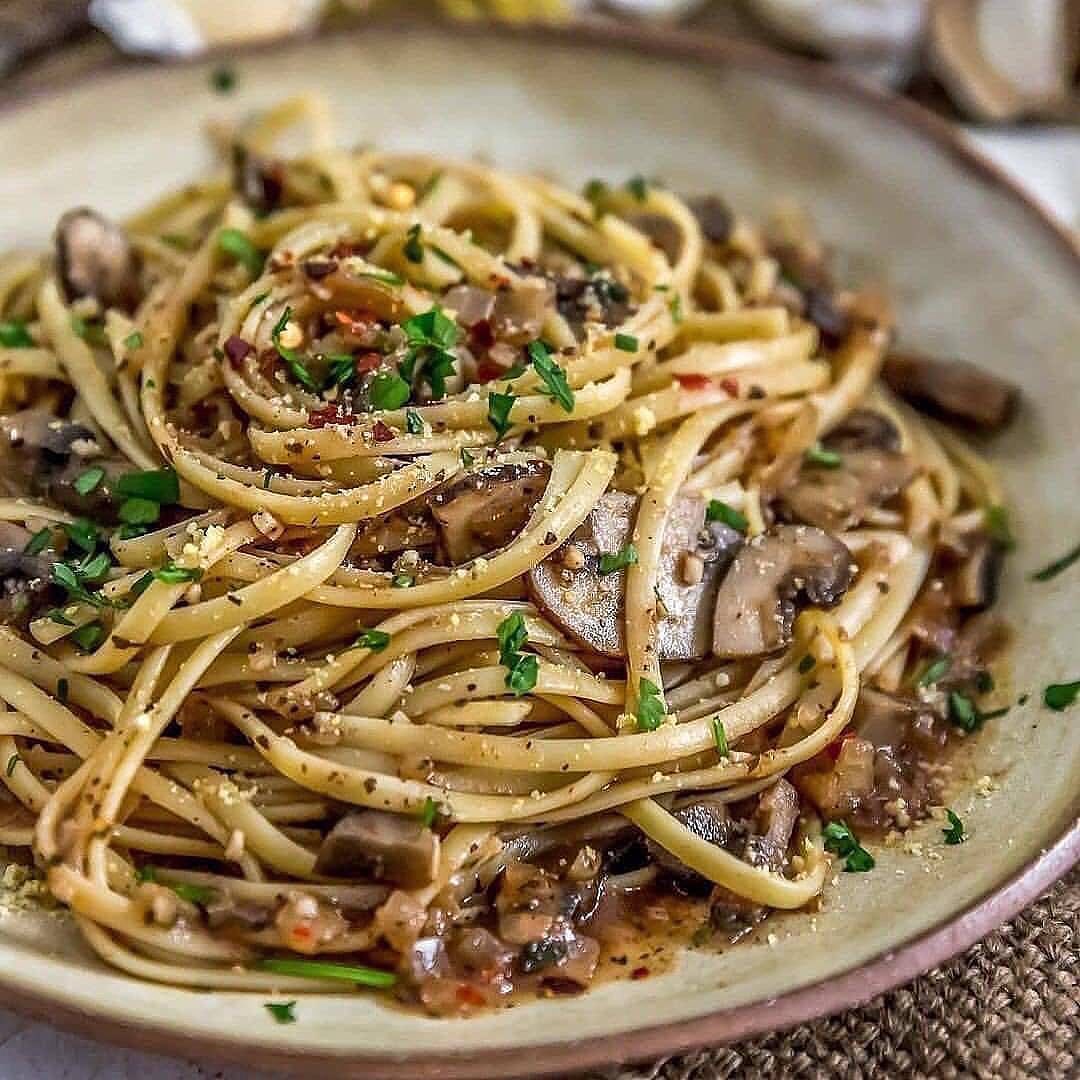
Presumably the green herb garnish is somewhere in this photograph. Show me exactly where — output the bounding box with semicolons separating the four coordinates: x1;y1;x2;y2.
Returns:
264;1001;296;1025
117;468;179;505
1031;542;1080;582
369;371;411;412
947;691;979;732
210;65;236;93
487;391;516;441
805;443;843;469
505;655;538;696
668;293;683;324
822;821;875;872
6;754;18;777
797;654;816;675
358;268;404;286
73;466;106;496
119;497;161;526
391;573;414;589
984;505;1014;549
153;563;202;585
271;306;319;393
942;809;966;845
418;796;438;828
599;544;638;575
64;518;101;553
583;179;609;207
1044;680;1080;712
405;408;424;435
324;353;356;389
400;307;459;399
496;612;538;697
712;717;728;756
355;629;391;652
614;333;638;353
0;320;33;348
70;622;105;653
403;224;424;264
218;228;264;278
636;677;666;732
625;175;649;202
123;330;143;350
24;527;52;556
705;499;747;533
916;654;952;688
528;340;574;413
254;957;396;989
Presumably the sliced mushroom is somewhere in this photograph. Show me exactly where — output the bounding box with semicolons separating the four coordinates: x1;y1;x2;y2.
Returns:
687;195;734;245
528;492;743;660
712;524;854;657
882;350;1019;432
0;521;55;629
628;213;682;264
950;533;1003;609
779;410;916;532
553;274;633;332
232;144;285;215
491;279;555;344
314;810;439;888
646;794;735;880
351;511;437;559
443;284;496;328
430;460;551;564
55;208;140;310
744;779;800;873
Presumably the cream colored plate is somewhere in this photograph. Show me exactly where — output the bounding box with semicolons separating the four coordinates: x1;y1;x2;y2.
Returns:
0;22;1076;1078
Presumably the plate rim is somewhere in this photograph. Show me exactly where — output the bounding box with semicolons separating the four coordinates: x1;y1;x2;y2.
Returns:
0;16;1077;1078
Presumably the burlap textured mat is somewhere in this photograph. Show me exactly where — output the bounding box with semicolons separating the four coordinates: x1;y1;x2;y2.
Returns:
582;869;1078;1080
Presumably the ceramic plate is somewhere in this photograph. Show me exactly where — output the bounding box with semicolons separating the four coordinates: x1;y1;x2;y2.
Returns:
0;20;1076;1078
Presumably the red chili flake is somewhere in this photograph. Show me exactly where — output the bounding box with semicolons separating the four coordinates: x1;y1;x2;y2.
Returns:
826;731;856;761
630;966;650;980
223;334;253;367
308;404;357;428
720;376;740;397
355;351;382;374
674;373;713;391
469;319;495;350
476;361;508;383
455;984;486;1007
371;420;396;442
291;924;313;941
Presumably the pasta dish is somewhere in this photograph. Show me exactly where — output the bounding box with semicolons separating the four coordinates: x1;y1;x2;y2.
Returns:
0;98;1018;1013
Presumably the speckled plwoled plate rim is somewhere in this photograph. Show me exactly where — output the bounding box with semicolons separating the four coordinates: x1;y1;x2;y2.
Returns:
0;18;1076;1079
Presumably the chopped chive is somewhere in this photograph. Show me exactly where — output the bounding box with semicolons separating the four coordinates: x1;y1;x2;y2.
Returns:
119;497;161;526
599;544;637;575
805;443;843;469
255;956;396;989
942;809;966;845
70;622;105;653
403;224;424;264
984;505;1014;549
705;499;747;533
625;175;649;202
916;654;952;688
218;228;264;278
117;468;179;505
153;563;202;585
636;677;666;732
418;797;438;828
1044;680;1080;712
405;408;424;435
271;306;319;394
73;466;106;496
358;268;404;287
391;574;414;589
355;629;391;652
712;718;728;756
324;353;355;389
123;330;143;350
0;320;34;348
668;293;683;324
264;1001;296;1025
614;333;639;353
798;654;816;675
5;754;18;777
1031;542;1080;582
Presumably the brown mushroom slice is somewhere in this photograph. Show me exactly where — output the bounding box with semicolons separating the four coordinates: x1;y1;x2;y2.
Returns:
882;350;1019;432
628;213;682;264
351;511;437;559
527;492;743;660
687;195;734;245
744;779;799;873
430;460;551;565
712;525;854;658
55;208;141;311
646;794;735;880
779;410;916;532
950;533;1003;610
314;810;439;888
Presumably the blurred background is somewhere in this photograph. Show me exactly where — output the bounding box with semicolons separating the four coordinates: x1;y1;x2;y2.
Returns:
3;1;1078;229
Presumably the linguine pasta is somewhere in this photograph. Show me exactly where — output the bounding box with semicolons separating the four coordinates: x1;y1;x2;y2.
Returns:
0;98;1017;1011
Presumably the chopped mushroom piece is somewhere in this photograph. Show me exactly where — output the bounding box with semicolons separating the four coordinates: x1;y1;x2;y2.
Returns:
629;213;682;264
314;810;439;888
882;351;1019;432
744;779;799;873
646;794;735;881
950;533;1004;610
55;208;140;310
779;410;916;532
430;460;551;564
687;196;734;245
712;524;854;657
528;492;742;660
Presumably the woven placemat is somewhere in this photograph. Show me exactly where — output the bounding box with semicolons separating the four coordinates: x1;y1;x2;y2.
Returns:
581;868;1078;1080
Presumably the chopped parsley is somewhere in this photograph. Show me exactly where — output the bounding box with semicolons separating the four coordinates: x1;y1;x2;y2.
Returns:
255;957;396;989
369;371;411;412
210;65;236;93
264;1001;296;1025
705;499;747;532
460;447;475;467
24;527;52;556
614;333;639;353
324;353;356;389
403;224;424;264
625;175;649;202
583;179;609;207
418;796;438;828
64;518;101;553
0;320;33;348
1031;541;1080;582
70;622;105;653
52;562;107;608
805;443;843;469
119;497;160;526
496;612;538;697
400;307;459;399
217;228;264;278
528;340;574;413
69;314;106;345
391;573;414;589
153;563;202;585
355;629;391;652
1044;681;1080;712
636;677;666;732
123;330;143;350
984;505;1014;549
405;408;424;435
73;466;106;496
599;544;638;575
487;390;516;441
916;654;952;688
712;717;728;756
117;468;179;505
942;809;966;845
822;821;874;872
947;691;1008;732
271;306;319;393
